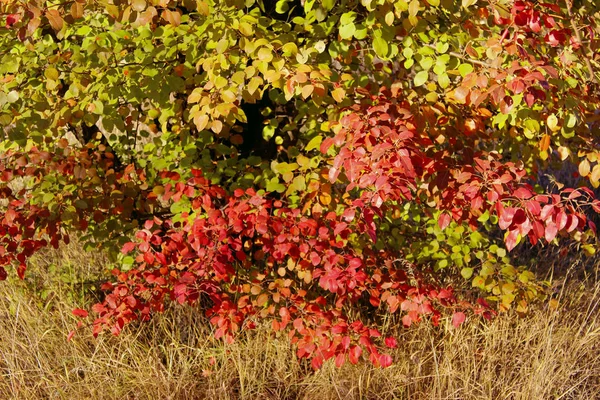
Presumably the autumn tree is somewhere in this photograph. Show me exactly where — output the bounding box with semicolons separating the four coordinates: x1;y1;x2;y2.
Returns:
1;0;599;368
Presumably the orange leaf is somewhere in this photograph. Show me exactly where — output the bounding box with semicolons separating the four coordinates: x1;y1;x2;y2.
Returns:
71;2;84;19
46;9;64;32
539;134;551;152
453;87;469;104
162;9;181;26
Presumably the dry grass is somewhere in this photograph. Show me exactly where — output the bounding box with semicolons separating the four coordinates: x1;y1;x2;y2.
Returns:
1;243;600;399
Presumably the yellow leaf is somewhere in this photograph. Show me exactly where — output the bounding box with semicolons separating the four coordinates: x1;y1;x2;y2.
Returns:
187;89;203;103
591;164;600;185
196;0;209;16
238;22;253;36
301;84;314;99
263;70;281;83
257;47;273;62
557;146;569;161
385;11;394;26
579;159;591;177
210;119;223;134
408;0;419;17
332;87;345;102
194;114;209;131
305;136;322;152
221;90;237;103
547;114;559;131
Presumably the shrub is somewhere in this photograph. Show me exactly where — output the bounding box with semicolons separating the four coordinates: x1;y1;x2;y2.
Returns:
0;0;599;368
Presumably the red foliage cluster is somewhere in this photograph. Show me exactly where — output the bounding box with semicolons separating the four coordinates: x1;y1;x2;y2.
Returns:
322;89;598;251
95;171;473;369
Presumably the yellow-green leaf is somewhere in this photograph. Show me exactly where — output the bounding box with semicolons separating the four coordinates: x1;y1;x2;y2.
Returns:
413;71;428;87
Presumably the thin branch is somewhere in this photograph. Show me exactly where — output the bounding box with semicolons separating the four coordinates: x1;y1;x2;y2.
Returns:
424;43;491;68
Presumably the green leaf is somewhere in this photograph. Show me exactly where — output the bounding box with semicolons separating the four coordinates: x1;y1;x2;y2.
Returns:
305;136;323;152
419;57;434;70
565;113;577;128
340;12;357;25
339;23;356;40
373;37;389;59
434;70;449;87
92;100;104;115
275;0;289;13
6;91;19;103
170;200;191;214
74;199;89;209
322;0;336;11
44;67;59;81
413;71;428;87
458;63;474;77
435;42;449;53
42;192;55;203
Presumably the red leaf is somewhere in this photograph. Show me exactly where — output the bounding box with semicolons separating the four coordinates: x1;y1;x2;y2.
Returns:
155;252;167;265
6;14;19;27
311;355;323;370
121;242;136;254
566;215;579;233
513;187;533;199
545;222;558;242
385;336;398;349
310;252;321;266
438;213;451;230
349;345;362;364
499;208;516;230
335;353;345;368
592;200;600;214
452;311;466;328
505;229;519;251
67;330;76;342
540;204;555;221
342;208;355;222
555;211;568;231
320;137;335;154
512;209;527;225
0;267;6;281
72;308;89;318
17;263;26;280
143;252;155;265
379;353;393;368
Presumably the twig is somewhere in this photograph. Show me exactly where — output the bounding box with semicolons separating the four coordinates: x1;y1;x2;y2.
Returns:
424;43;491;68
